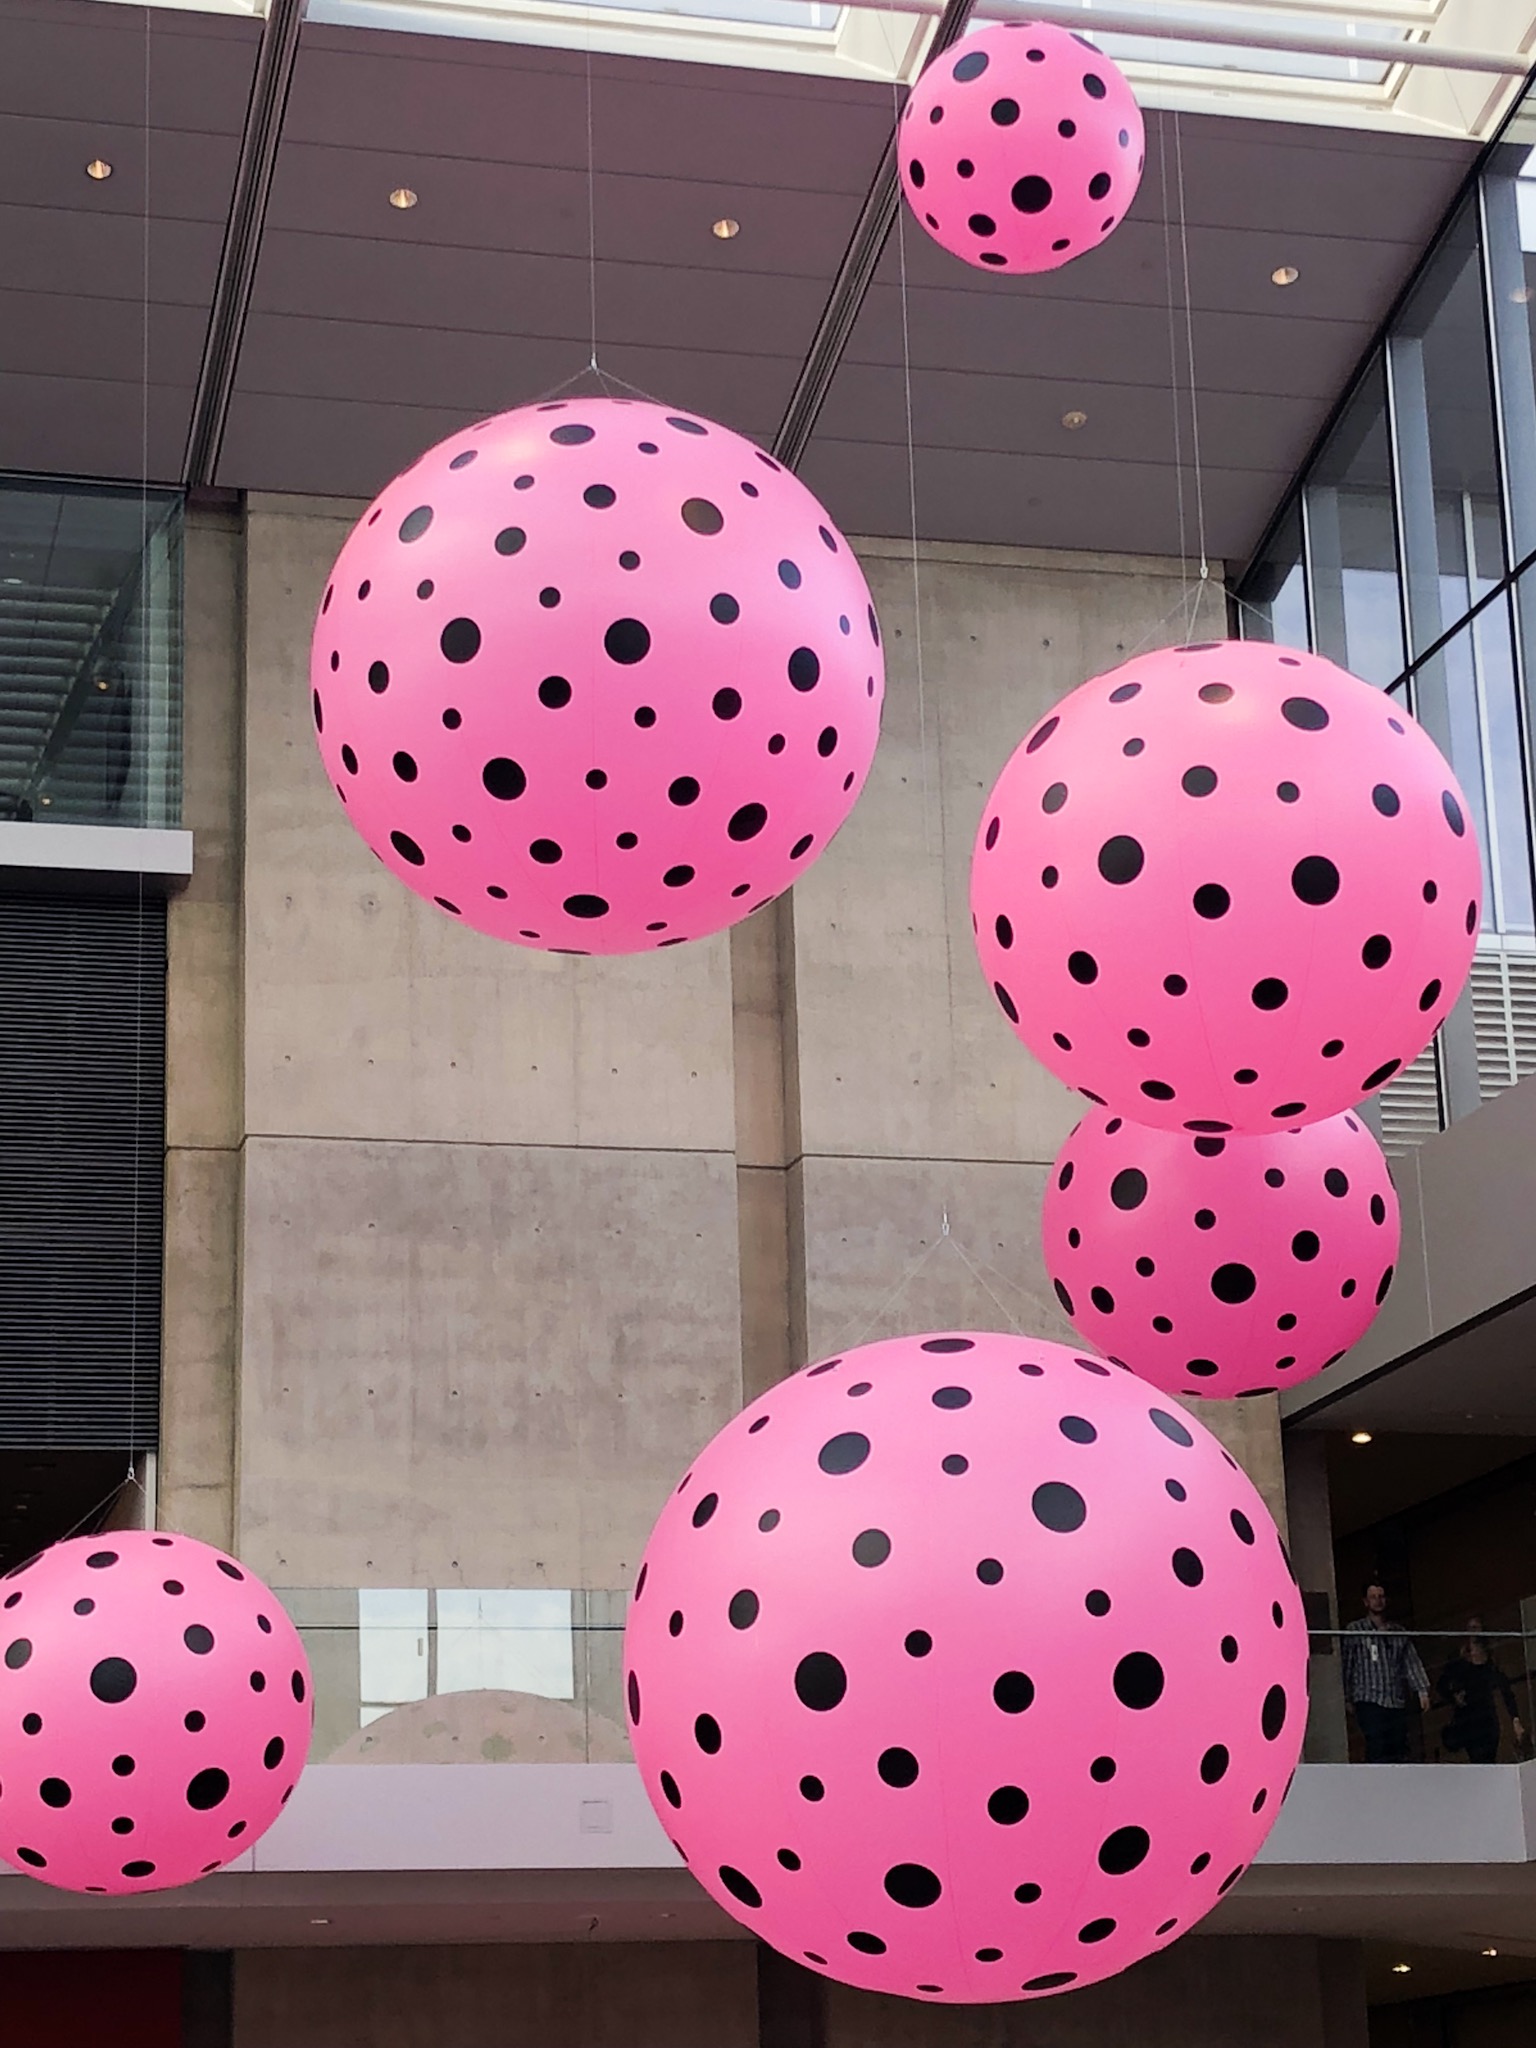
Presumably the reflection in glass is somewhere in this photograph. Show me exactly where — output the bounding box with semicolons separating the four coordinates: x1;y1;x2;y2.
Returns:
1237;502;1308;648
358;1588;429;1726
0;482;181;828
437;1588;575;1701
1304;360;1402;687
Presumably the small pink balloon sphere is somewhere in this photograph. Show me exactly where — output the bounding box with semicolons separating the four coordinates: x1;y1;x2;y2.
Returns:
311;397;884;955
0;1532;312;1894
625;1331;1305;2004
1043;1109;1401;1396
898;23;1144;276
972;640;1481;1133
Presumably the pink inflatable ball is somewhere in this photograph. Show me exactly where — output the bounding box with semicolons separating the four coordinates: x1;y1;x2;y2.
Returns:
0;1532;312;1895
625;1330;1305;2005
898;22;1144;277
310;397;885;956
972;640;1481;1134
1043;1109;1401;1398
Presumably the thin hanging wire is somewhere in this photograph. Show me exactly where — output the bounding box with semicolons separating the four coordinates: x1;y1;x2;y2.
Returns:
1158;110;1190;627
129;7;153;1514
1173;110;1212;632
584;25;599;372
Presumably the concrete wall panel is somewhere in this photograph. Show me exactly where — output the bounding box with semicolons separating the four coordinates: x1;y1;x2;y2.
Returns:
793;544;1188;1168
237;1136;740;1586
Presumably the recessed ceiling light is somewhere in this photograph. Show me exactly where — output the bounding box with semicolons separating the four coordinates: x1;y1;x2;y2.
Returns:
1512;286;1532;305
389;187;418;210
310;1917;331;1926
86;159;113;181
1272;265;1299;287
1350;1430;1372;1445
1483;1947;1499;1957
712;217;740;240
1391;1963;1412;1975
1061;410;1088;430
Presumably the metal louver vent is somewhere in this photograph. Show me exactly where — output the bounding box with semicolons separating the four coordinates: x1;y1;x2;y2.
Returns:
1471;947;1536;1098
1376;1038;1441;1159
0;892;165;1449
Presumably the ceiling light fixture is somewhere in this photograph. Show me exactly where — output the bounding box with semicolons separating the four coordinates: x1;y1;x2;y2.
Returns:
1483;1948;1499;1957
1062;410;1088;430
1350;1431;1372;1445
389;187;418;210
310;1917;331;1926
1272;265;1299;287
1391;1963;1412;1975
1512;286;1533;306
712;217;740;240
86;159;112;181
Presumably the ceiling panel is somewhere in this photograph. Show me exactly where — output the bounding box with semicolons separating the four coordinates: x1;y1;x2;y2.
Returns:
0;0;256;482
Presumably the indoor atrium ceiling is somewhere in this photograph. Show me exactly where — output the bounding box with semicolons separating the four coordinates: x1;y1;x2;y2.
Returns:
0;0;1528;559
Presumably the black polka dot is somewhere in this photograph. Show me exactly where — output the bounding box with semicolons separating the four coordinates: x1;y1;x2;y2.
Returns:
788;647;820;691
668;776;700;808
795;1652;848;1711
1113;1652;1164;1708
564;894;610;920
482;757;527;802
879;1746;919;1787
1172;1547;1204;1588
605;618;650;664
1282;697;1328;730
847;1931;886;1955
728;803;767;842
663;866;694;888
1443;789;1466;836
1292;856;1340;904
1012;175;1053;213
994;1671;1035;1713
1032;1482;1086;1532
1262;1685;1288;1740
852;1529;891;1568
819;1432;870;1474
953;47;988;78
1362;934;1392;969
187;1767;231;1810
1291;1231;1320;1262
800;1775;824;1801
977;1558;1004;1585
719;1864;762;1908
695;1713;722;1754
440;618;480;664
1086;1589;1111;1617
987;1785;1029;1824
1068;950;1098;985
398;505;433;543
1211;1263;1256;1304
1194;883;1230;919
1109;1167;1147;1211
1231;1508;1256;1544
885;1863;943;1907
728;1589;760;1630
1098;835;1144;884
263;1736;285;1770
90;1656;137;1702
1060;1415;1096;1444
905;1630;932;1657
1252;979;1288;1011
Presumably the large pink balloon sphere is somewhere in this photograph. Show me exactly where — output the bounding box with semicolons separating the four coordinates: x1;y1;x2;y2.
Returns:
898;23;1144;276
1043;1109;1401;1396
0;1532;312;1894
625;1331;1305;2003
972;641;1481;1133
310;397;884;954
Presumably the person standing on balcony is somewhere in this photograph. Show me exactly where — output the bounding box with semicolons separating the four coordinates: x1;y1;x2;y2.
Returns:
1437;1618;1525;1764
1341;1582;1430;1762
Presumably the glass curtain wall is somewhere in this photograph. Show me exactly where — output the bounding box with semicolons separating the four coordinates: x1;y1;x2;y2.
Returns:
1237;80;1536;1155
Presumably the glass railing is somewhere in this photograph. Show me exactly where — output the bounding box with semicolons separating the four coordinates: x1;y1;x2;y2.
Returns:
278;1590;632;1765
0;480;183;830
1307;1628;1533;1765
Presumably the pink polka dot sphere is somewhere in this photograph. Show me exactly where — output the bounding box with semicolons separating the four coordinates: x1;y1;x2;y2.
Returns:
0;1532;312;1894
1043;1109;1401;1397
898;22;1144;276
624;1331;1305;2004
311;397;885;955
972;641;1481;1133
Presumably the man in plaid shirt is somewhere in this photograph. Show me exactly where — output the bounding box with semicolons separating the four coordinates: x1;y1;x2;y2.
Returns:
1342;1582;1430;1762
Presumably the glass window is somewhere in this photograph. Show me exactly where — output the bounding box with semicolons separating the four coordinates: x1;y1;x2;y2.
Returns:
1304;360;1403;687
0;482;182;831
357;1588;429;1726
437;1588;575;1700
1237;501;1309;650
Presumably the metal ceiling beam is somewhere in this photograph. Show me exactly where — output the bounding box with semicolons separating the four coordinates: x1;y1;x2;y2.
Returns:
847;0;1533;76
183;0;306;488
771;0;977;471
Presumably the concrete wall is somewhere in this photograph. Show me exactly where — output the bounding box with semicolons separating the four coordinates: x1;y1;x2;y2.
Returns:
233;1941;756;2048
163;506;1287;1605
